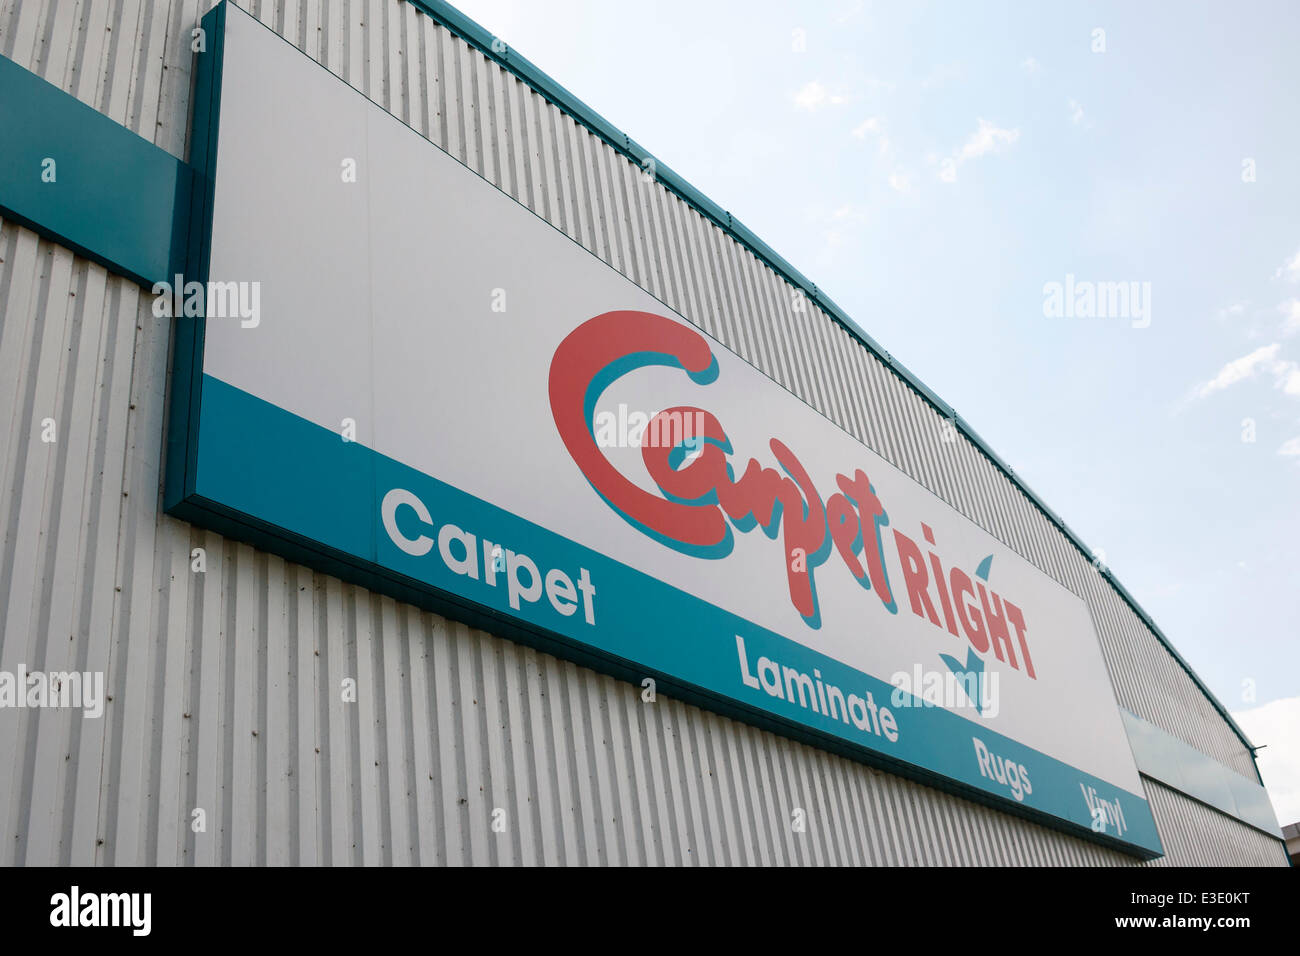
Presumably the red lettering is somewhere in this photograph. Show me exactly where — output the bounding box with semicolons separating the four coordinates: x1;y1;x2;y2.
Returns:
549;311;725;548
836;470;894;607
827;493;865;580
769;439;827;620
894;530;940;627
717;458;785;530
929;552;960;637
979;582;1019;669
950;567;989;653
641;406;729;503
1006;601;1036;679
549;309;1039;681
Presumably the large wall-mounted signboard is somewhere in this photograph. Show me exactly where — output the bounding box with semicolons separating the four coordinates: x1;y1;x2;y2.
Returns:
167;3;1161;857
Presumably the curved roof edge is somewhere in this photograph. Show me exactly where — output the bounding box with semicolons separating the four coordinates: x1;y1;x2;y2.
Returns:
404;0;1257;762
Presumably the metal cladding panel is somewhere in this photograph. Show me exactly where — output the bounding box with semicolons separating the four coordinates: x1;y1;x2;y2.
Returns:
0;0;1282;865
1142;779;1288;868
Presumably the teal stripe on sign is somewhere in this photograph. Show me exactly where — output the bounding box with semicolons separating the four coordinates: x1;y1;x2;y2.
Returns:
0;53;191;286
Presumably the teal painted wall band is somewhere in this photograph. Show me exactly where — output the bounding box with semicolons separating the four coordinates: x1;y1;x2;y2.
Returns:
401;0;1258;764
1122;710;1282;839
0;53;191;286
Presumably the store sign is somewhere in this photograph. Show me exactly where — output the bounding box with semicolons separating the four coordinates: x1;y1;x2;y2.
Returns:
168;3;1161;856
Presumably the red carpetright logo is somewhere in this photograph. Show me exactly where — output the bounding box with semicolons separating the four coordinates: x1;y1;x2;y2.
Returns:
549;310;1035;681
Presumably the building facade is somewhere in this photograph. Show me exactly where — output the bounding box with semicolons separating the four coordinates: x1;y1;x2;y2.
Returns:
0;0;1287;865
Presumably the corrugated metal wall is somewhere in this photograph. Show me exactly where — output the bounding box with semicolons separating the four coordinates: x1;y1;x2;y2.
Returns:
1142;778;1284;868
0;0;1284;865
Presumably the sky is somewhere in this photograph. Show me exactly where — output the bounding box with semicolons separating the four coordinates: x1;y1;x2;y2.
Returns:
446;0;1300;825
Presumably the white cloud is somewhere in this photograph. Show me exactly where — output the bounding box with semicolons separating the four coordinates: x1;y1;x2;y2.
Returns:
887;170;913;193
1233;697;1300;826
851;116;890;155
851;117;880;138
1279;436;1300;456
1217;301;1248;321
847;117;878;138
938;118;1020;182
793;81;847;111
1197;345;1279;396
1021;56;1040;74
955;118;1019;161
1192;343;1300;400
1068;98;1086;125
1276;247;1300;282
1280;299;1300;336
